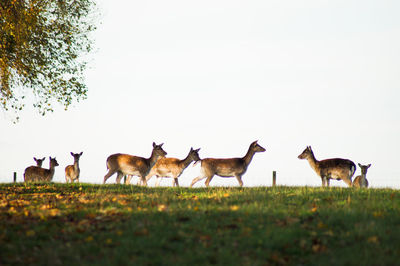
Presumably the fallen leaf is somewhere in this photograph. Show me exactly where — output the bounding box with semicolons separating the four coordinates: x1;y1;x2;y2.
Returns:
367;236;379;244
199;235;211;241
312;243;327;253
373;211;384;218
26;230;35;237
157;204;168;212
230;205;239;211
317;222;327;229
48;208;60;217
134;228;149;236
311;203;318;213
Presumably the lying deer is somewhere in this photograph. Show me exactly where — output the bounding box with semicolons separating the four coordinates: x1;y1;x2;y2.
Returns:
24;157;59;182
298;146;356;187
352;163;371;188
103;142;167;185
34;157;46;167
65;152;83;183
146;147;201;187
190;141;265;187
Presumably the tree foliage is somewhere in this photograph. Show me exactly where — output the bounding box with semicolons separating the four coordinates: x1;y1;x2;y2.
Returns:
0;0;97;120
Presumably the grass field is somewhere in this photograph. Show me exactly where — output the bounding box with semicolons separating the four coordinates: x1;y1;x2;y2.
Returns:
1;183;399;265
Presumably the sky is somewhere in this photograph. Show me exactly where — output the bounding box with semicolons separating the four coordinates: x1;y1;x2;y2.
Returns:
1;0;400;188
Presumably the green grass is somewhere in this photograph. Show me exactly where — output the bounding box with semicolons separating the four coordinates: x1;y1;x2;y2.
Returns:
1;183;400;265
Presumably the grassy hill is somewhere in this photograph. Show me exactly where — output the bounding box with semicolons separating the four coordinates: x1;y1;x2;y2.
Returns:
1;183;399;265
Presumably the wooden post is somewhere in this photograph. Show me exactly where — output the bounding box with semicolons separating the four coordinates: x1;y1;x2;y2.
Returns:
272;171;276;186
13;172;17;183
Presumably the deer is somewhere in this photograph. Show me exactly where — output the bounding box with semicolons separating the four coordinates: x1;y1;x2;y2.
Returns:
298;146;356;187
145;147;201;187
65;152;83;183
24;157;59;182
190;141;266;187
33;157;46;167
103;142;167;185
352;163;371;188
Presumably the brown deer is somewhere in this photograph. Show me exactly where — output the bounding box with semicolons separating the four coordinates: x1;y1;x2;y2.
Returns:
146;147;201;187
352;163;371;188
103;142;167;185
65;152;83;183
34;157;46;167
24;157;59;182
298;146;356;187
190;141;266;187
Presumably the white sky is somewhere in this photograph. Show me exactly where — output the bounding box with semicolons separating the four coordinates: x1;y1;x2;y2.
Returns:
1;0;400;188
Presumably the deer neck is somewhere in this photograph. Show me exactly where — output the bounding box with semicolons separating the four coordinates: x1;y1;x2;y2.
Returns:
148;151;160;169
361;172;367;180
74;160;80;171
180;153;194;170
243;146;257;166
306;153;320;174
48;165;56;176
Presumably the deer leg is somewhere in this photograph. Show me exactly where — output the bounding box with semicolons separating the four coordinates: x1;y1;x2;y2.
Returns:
140;176;148;186
103;169;116;184
145;170;155;183
125;175;132;185
321;176;330;187
116;172;124;184
321;176;327;187
235;175;243;187
174;178;179;187
190;175;206;187
205;175;214;187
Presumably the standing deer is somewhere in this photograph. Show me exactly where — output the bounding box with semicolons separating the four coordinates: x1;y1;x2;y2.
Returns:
352;163;371;188
103;142;167;185
34;157;46;167
146;147;201;187
190;141;266;187
298;146;356;187
24;157;59;182
65;152;83;183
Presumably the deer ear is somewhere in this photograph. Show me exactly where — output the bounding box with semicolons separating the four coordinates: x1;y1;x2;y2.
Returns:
196;148;201;152
41;157;45;161
358;163;362;167
153;142;156;147
70;152;74;156
80;152;83;156
367;164;371;168
34;157;37;161
160;143;164;147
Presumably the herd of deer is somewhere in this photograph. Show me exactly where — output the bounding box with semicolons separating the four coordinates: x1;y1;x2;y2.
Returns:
23;141;371;188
